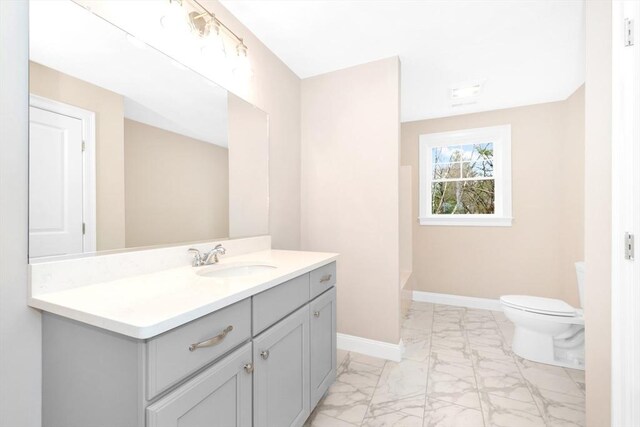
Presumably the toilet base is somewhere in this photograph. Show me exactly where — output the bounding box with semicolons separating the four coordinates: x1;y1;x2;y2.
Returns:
512;326;585;370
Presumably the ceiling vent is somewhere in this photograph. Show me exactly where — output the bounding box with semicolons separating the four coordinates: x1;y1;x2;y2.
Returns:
450;80;484;106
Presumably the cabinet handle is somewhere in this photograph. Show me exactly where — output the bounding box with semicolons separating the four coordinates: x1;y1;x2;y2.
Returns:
319;274;332;283
314;311;320;318
260;350;270;360
188;325;233;352
244;363;254;374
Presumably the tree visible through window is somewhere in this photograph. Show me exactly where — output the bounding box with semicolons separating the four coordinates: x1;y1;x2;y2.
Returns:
431;143;494;214
419;125;512;227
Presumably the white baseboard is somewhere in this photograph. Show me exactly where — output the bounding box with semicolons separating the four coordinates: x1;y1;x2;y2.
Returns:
413;290;502;311
337;333;404;362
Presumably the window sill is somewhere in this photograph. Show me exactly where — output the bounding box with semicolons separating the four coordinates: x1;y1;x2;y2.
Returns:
418;216;513;227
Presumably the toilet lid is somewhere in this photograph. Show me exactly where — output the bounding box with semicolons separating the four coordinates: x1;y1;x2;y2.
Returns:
500;295;577;317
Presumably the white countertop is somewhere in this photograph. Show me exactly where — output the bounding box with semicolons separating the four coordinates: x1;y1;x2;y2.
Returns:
29;250;338;339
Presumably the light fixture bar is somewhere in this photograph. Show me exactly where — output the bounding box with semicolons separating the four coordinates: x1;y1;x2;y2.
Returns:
188;0;248;52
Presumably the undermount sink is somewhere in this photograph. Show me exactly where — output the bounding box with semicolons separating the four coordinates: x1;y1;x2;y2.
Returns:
196;263;277;279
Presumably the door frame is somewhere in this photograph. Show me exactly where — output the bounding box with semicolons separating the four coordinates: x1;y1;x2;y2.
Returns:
611;1;639;425
29;94;97;253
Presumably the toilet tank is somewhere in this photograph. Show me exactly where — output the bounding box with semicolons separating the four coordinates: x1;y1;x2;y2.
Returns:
575;262;585;308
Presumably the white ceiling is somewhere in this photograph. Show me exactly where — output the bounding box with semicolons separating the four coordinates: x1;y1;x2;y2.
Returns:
221;0;585;122
30;0;229;146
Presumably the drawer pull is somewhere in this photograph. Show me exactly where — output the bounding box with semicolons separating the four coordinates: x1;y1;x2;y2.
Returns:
313;311;320;318
188;325;233;352
244;363;254;374
260;350;270;360
319;274;332;283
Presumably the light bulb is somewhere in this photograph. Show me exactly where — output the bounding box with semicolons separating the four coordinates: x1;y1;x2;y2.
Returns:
201;23;226;61
233;43;252;77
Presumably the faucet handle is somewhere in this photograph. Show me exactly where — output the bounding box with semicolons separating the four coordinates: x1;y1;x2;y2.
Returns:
187;248;203;266
214;244;226;255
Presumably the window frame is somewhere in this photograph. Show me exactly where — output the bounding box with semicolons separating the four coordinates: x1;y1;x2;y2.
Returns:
419;124;512;227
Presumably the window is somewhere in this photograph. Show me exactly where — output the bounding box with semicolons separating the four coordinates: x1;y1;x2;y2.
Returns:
419;125;512;226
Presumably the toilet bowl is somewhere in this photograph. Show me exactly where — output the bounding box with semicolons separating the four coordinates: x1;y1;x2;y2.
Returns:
500;262;585;370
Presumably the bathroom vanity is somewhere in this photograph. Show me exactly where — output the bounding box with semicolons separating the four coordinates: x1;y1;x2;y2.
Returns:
31;246;337;427
25;2;339;426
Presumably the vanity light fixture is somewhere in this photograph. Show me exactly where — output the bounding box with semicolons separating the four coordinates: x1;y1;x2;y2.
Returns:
161;0;249;68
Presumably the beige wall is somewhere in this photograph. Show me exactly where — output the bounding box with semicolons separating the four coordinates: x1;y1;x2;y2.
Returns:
561;85;586;304
202;0;302;250
401;86;585;305
29;61;126;251
228;93;269;238
301;57;401;344
400;166;413;275
124;119;229;248
585;1;612;425
400;166;414;318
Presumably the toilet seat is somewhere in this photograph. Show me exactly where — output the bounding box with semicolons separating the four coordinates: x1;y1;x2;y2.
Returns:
500;295;576;317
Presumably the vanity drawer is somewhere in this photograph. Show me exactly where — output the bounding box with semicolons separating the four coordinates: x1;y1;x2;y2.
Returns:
310;262;336;299
146;298;251;400
252;274;310;335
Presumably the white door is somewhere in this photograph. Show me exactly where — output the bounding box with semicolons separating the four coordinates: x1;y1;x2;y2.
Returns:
29;106;84;258
612;2;640;425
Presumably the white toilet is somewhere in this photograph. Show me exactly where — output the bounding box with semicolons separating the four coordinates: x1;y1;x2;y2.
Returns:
500;262;585;370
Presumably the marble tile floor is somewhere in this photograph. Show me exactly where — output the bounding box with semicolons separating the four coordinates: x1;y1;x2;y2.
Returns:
305;301;585;427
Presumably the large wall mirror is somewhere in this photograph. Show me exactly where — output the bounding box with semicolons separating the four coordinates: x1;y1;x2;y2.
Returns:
28;0;269;260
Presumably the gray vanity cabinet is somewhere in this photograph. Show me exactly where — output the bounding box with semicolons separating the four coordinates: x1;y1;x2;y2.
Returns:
309;286;337;408
147;342;253;427
253;305;310;427
310;262;336;299
147;299;252;399
41;262;337;427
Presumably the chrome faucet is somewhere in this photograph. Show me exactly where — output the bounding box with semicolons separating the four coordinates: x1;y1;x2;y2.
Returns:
188;244;227;267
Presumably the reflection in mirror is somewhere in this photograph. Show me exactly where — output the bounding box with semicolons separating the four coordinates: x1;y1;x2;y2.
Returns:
28;0;268;260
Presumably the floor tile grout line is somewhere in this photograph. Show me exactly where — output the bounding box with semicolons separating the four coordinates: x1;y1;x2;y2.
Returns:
367;301;434;425
348;358;388;370
491;310;549;425
323;351;384;427
562;367;586;396
465;307;488;427
422;303;436;425
338;352;349;371
364;348;390;426
359;353;388;426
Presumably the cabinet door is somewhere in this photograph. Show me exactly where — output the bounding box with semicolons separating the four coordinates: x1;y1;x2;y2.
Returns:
309;287;337;408
147;342;253;427
253;305;310;427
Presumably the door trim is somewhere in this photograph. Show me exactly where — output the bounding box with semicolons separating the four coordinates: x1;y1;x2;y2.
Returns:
611;1;640;425
29;94;97;253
